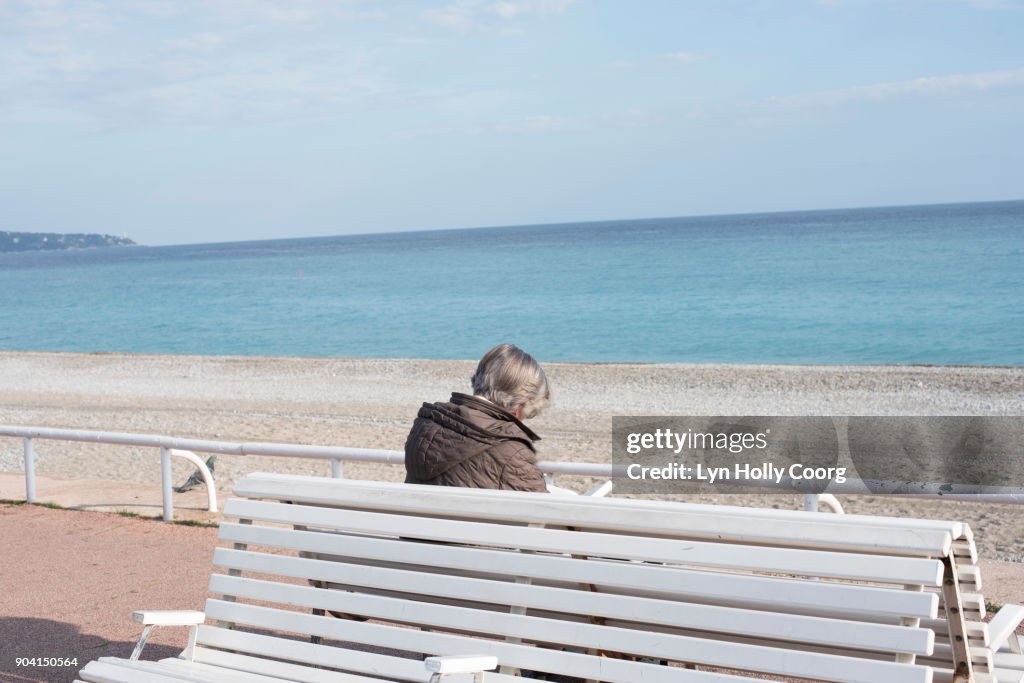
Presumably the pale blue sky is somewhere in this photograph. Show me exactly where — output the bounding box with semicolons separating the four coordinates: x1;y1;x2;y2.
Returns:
1;0;1022;246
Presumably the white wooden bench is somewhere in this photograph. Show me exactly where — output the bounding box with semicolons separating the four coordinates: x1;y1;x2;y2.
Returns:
77;474;1024;683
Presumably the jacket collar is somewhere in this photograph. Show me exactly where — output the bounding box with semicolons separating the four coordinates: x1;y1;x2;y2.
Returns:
449;392;542;442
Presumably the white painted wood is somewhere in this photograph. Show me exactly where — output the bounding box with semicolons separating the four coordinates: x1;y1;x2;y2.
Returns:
81;657;259;683
79;659;176;683
132;611;204;626
222;498;945;585
129;626;153;662
237;473;958;526
237;472;963;538
210;552;935;655
995;651;1024;668
214;586;935;668
928;642;997;666
963;591;988;617
424;656;498;674
950;671;1024;683
959;565;983;589
233;474;958;555
195;625;755;683
953;539;979;565
163;653;413;683
190;642;428;683
217;522;939;620
921;617;989;644
88;476;1006;683
989;606;1024;651
111;657;299;683
186;648;520;683
202;598;930;683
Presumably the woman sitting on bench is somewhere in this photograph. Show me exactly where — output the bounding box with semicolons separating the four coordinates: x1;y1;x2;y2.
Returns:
404;342;552;493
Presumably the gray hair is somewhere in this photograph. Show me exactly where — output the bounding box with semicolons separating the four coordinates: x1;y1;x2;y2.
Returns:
471;344;551;419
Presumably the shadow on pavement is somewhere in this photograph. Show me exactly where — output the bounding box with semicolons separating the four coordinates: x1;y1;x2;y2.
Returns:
0;617;180;683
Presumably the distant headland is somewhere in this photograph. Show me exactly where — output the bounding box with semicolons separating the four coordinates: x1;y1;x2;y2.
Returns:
0;230;137;253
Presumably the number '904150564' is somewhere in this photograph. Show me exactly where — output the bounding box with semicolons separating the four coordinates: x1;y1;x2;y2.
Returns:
16;657;78;667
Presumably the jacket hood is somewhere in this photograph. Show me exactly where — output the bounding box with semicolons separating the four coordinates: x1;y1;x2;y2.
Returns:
404;392;540;481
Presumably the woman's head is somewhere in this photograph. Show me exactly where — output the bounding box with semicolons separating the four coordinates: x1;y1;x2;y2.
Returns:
471;343;551;419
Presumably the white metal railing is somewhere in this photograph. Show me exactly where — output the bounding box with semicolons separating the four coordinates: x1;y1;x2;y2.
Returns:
3;425;1023;520
0;426;615;521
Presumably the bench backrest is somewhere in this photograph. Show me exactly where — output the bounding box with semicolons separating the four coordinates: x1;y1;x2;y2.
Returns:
194;474;987;683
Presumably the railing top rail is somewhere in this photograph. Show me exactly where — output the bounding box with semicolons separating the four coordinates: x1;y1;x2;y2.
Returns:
4;424;1024;504
0;425;611;476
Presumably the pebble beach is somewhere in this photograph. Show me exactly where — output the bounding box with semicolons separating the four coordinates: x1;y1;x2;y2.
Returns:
1;350;1022;560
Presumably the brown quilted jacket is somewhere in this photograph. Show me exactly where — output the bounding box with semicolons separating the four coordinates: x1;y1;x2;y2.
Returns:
404;393;547;492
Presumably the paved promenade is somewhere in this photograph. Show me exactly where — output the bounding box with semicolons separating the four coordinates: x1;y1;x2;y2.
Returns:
0;504;217;683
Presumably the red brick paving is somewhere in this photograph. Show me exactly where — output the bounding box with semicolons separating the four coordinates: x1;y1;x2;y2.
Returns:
0;504;218;683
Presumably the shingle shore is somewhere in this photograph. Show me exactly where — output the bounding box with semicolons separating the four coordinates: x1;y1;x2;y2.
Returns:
0;351;1021;558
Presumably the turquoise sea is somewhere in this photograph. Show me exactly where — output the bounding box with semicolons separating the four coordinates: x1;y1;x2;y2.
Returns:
1;201;1021;365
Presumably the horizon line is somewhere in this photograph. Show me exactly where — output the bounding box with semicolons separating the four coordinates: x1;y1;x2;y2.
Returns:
11;196;1024;250
146;196;1024;249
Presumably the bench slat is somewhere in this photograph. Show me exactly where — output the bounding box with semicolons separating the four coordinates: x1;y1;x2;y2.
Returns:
157;657;361;683
196;623;756;683
211;550;935;656
191;640;429;683
203;592;931;683
237;473;963;534
218;522;939;620
222;499;944;585
995;651;1024;668
237;473;958;540
921;617;988;644
80;659;196;683
182;650;518;683
234;474;956;556
107;657;308;683
959;565;983;589
953;539;979;565
80;657;289;683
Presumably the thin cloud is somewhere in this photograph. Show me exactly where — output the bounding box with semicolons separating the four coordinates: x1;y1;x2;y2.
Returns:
484;113;583;134
954;0;1024;9
494;0;578;18
773;68;1024;109
611;51;708;70
661;51;705;65
163;32;225;52
0;2;407;127
711;67;1024;129
421;0;577;32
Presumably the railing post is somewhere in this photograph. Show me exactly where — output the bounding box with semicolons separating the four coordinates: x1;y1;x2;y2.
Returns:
331;458;343;478
23;437;36;503
160;446;173;521
802;493;819;512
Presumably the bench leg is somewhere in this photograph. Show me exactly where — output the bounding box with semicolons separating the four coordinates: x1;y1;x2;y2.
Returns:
183;625;198;662
941;557;974;683
129;625;154;662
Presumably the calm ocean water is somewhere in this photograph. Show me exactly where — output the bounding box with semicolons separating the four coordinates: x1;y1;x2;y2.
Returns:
1;201;1021;365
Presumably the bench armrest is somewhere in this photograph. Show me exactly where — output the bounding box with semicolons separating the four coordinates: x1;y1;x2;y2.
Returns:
130;610;205;662
988;604;1024;653
424;655;499;674
132;610;205;626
